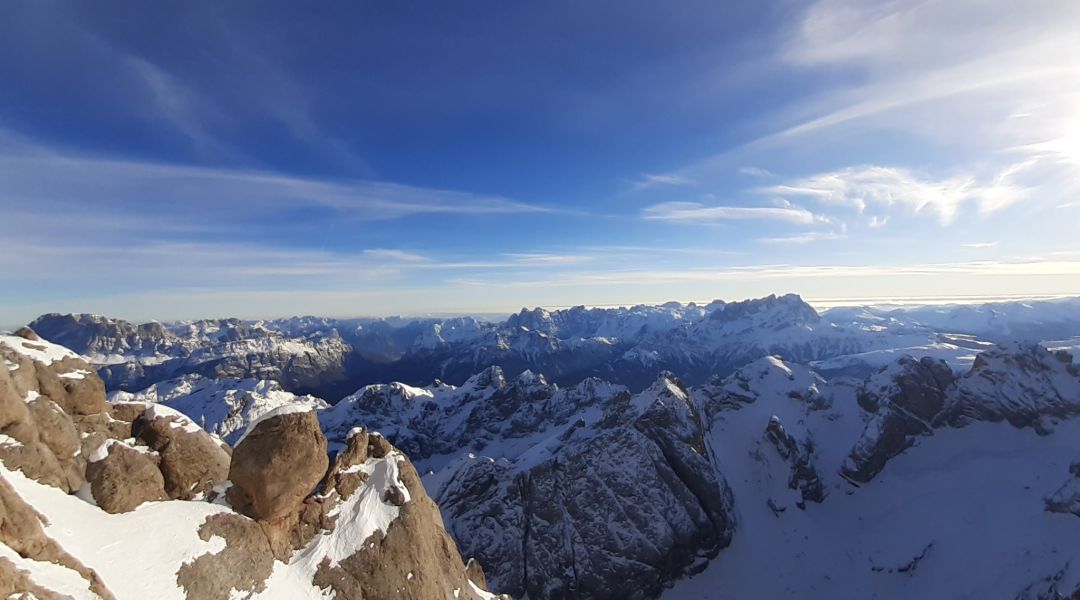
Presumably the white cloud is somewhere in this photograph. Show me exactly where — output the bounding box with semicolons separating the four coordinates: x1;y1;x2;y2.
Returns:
633;173;694;190
739;167;773;178
759;231;846;245
0;146;547;226
963;242;998;249
360;249;432;262
643;201;819;224
503;253;593;266
768;164;1029;224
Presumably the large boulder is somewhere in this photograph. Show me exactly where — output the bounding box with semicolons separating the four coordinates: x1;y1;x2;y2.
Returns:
132;404;230;500
227;408;329;521
85;440;168;513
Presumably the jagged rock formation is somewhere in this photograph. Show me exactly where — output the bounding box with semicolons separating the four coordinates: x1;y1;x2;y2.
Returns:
763;416;824;505
1045;462;1080;518
28;294;955;403
841;356;955;483
0;331;504;599
843;343;1080;484
320;366;627;459
363;372;736;599
942;342;1080;431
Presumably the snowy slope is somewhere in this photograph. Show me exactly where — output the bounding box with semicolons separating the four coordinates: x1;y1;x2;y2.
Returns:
666;418;1080;599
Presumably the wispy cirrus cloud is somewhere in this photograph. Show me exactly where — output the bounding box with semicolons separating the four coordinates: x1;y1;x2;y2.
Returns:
759;231;846;245
766;164;1031;224
0;143;548;229
739;166;773;178
642;201;819;224
632;173;694;190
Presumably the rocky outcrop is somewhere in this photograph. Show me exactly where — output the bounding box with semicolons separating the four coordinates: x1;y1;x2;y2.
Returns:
321;367;628;459
844;344;1080;484
176;513;277;599
841;356;955;484
0;472;115;599
85;439;168;513
1045;462;1080;518
312;433;504;600
227;408;329;521
0;331;117;493
132;404;230;500
764;416;824;505
437;374;735;599
942;343;1080;432
1;332;500;599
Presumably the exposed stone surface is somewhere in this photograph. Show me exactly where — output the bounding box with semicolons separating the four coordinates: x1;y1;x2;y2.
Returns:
465;558;488;591
85;440;168;513
313;449;501;600
1045;462;1080;518
842;356;955;484
177;513;276;600
0;344;93;493
133;406;230;500
764;416;824;505
227;410;329;521
437;375;734;599
844;345;1080;484
0;474;115;599
943;343;1080;431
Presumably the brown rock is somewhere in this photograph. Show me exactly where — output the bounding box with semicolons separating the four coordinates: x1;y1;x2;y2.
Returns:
133;407;230;500
74;411;132;444
0;368;82;492
0;473;116;599
327;428;370;501
313;443;505;600
12;327;40;342
227;410;329;521
465;558;488;592
85;441;168;513
0;555;71;600
26;397;79;460
177;513;276;600
109;401;150;424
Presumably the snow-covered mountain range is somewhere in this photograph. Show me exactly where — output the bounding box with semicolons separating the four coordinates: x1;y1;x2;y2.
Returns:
29;295;1080;402
7;294;1080;599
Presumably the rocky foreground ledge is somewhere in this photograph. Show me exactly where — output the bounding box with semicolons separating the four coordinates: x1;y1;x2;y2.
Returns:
0;328;505;600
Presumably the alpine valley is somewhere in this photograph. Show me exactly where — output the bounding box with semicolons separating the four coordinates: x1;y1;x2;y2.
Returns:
4;293;1080;599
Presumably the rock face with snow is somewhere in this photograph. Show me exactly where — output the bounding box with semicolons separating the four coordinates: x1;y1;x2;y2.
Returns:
0;331;114;494
349;370;736;599
844;343;1080;485
110;374;329;446
131;405;231;500
85;440;169;513
27;293;957;403
1045;462;1080;519
841;356;955;484
942;342;1080;430
0;334;506;599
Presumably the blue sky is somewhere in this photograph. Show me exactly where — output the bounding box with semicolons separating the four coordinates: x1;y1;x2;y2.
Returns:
2;0;1080;323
